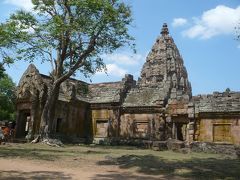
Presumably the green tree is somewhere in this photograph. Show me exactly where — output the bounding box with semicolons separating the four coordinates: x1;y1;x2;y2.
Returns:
0;73;16;121
0;0;134;138
0;63;4;79
0;21;15;79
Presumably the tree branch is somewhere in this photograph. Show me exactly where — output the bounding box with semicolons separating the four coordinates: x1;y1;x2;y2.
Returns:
54;37;96;85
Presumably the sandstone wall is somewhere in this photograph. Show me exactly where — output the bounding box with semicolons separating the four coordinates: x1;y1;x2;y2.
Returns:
91;109;120;138
196;118;240;145
53;101;89;137
119;113;167;140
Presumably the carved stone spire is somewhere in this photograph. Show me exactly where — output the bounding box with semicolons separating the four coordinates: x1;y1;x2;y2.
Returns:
161;23;169;36
138;23;192;99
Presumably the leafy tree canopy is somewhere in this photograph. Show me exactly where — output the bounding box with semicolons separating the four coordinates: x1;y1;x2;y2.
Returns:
0;63;5;78
0;0;134;79
0;72;16;121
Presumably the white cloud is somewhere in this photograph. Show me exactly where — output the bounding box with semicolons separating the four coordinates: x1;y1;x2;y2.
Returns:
172;18;188;27
183;5;240;39
96;64;127;77
102;53;144;65
4;0;33;11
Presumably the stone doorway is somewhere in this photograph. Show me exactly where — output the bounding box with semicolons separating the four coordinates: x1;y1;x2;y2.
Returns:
16;110;31;138
171;116;188;141
56;118;62;133
176;123;187;141
173;122;187;141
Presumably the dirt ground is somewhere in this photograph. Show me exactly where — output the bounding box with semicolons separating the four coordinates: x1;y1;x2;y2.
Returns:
0;143;239;180
0;158;164;180
0;144;170;180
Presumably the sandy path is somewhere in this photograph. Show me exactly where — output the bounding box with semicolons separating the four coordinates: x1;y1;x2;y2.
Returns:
0;158;164;180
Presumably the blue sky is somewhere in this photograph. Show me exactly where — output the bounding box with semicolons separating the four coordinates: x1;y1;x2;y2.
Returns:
1;0;240;95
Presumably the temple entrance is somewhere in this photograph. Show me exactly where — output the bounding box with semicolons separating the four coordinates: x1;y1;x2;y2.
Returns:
16;110;31;138
172;116;188;141
56;118;62;133
175;123;187;141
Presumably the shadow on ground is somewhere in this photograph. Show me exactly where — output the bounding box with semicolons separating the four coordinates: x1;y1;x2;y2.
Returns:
0;147;59;161
0;170;72;180
97;154;240;179
92;171;164;180
0;145;109;161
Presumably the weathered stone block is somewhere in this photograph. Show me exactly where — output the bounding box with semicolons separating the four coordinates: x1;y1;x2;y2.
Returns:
235;146;240;159
152;141;167;151
166;139;185;151
142;140;153;149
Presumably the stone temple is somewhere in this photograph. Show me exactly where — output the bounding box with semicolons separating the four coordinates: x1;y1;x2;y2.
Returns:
15;23;240;146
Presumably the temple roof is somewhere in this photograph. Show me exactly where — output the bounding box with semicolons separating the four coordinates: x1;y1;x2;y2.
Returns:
123;87;166;107
193;91;240;113
85;82;123;103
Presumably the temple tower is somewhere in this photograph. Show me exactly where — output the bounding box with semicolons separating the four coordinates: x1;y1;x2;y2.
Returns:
123;23;193;141
138;23;192;100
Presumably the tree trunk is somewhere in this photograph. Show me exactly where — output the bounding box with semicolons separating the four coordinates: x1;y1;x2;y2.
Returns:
39;83;60;139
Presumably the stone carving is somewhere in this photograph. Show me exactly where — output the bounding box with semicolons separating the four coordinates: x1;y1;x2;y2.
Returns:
17;64;47;101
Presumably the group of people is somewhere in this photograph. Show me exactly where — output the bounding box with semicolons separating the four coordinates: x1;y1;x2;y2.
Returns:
0;121;16;144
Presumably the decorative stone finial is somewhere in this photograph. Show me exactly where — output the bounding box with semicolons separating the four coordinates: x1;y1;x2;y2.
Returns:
161;23;169;36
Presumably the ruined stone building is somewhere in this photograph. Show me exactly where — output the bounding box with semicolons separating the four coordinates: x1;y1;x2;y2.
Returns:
15;24;240;145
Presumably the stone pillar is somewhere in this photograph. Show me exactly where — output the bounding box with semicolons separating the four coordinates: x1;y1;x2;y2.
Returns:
172;122;176;139
25;115;33;141
186;122;194;145
165;116;172;139
25;96;38;141
159;117;165;140
15;110;21;138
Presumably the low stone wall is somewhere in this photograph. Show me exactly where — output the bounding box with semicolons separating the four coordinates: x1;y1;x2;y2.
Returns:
80;137;240;158
235;146;240;159
190;141;238;156
118;138;186;151
92;138;187;152
49;134;87;144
